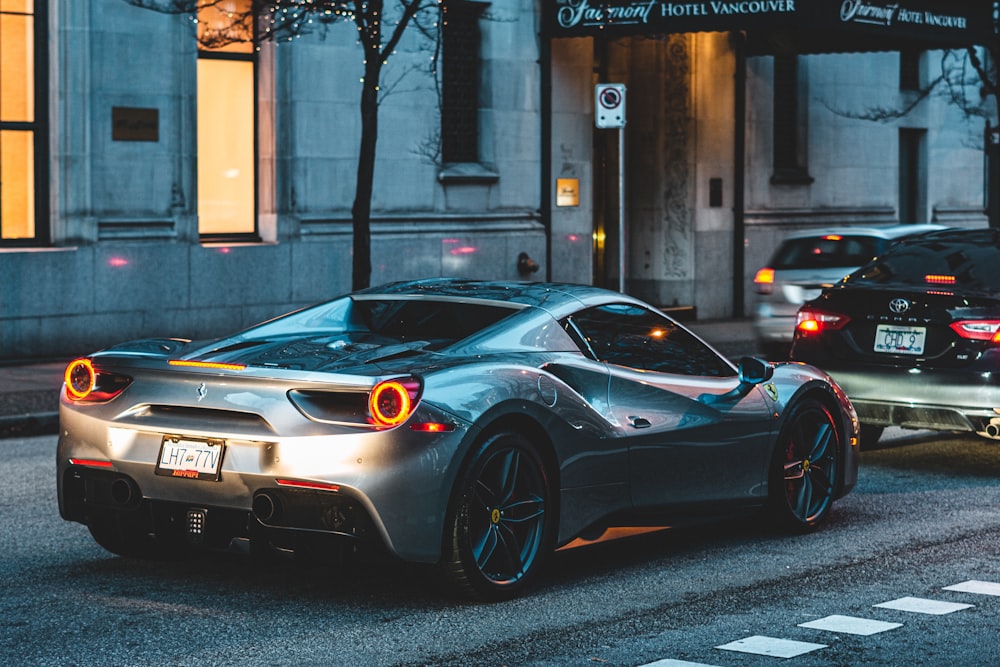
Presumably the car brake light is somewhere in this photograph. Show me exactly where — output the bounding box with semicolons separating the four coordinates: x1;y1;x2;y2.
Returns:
64;359;132;402
949;320;1000;343
369;377;422;427
754;267;775;294
68;458;114;469
795;308;850;335
275;478;340;492
925;274;956;285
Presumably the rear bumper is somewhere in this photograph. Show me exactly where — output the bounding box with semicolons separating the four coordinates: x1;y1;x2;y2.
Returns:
60;464;378;552
820;365;1000;434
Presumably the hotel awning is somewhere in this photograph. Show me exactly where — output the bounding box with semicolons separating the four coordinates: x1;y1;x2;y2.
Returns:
544;0;996;54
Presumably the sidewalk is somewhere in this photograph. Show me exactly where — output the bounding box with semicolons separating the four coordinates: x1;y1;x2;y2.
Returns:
0;319;758;439
0;360;66;438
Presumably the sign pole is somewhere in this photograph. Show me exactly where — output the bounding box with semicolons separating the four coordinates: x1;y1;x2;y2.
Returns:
595;83;627;292
618;126;626;293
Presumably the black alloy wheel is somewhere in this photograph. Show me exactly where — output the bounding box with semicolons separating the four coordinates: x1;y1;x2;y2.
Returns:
444;431;553;600
768;398;841;531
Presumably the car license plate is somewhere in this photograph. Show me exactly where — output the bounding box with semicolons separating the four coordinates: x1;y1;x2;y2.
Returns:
874;324;926;355
155;437;224;481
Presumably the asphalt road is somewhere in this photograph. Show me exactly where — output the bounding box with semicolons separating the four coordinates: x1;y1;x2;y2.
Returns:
4;429;1000;666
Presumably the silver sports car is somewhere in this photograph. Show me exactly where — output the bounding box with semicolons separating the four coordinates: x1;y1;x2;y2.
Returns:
58;280;859;599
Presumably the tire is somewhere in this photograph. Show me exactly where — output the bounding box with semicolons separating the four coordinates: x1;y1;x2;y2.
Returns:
859;424;885;450
768;398;841;532
442;431;554;601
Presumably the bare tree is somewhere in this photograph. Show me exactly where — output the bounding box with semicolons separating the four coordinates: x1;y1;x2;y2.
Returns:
125;0;441;289
823;47;997;125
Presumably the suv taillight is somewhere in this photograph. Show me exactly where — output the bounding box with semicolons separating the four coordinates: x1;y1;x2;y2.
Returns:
949;320;1000;343
795;308;850;335
754;267;775;294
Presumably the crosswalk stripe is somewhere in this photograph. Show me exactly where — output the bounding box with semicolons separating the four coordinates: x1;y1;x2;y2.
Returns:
873;597;974;615
715;635;827;658
797;614;903;635
943;580;1000;597
637;660;721;667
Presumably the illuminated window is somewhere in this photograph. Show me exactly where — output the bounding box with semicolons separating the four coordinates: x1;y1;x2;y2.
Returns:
441;1;484;164
197;0;256;238
0;0;47;244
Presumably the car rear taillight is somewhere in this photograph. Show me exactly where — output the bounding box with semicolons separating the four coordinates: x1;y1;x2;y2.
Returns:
754;267;775;294
64;359;132;402
368;377;422;427
795;308;850;335
949;320;1000;343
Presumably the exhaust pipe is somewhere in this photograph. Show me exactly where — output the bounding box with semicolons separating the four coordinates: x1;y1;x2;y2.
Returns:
977;417;1000;440
110;478;137;506
252;492;281;523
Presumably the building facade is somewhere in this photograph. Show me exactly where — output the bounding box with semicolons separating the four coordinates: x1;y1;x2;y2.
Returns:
0;0;994;360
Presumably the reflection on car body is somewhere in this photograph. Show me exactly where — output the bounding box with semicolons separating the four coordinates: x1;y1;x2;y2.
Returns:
59;279;859;599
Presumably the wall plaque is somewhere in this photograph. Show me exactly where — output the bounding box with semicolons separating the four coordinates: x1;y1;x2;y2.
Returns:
112;107;159;142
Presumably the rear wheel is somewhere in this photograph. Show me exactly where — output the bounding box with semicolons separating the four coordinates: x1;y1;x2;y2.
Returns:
768;398;841;532
442;431;554;600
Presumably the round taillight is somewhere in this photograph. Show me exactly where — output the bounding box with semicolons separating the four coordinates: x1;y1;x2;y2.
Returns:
65;359;96;400
369;379;419;427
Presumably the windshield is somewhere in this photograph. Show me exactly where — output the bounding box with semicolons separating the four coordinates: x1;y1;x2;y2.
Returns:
770;235;882;270
848;237;1000;292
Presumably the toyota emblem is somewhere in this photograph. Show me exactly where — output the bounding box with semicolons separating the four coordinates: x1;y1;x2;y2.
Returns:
889;298;911;314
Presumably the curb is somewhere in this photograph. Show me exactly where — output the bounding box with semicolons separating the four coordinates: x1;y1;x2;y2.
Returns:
0;412;59;439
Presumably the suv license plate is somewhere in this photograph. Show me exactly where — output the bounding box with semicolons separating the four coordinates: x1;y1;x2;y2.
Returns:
874;324;926;355
155;437;224;481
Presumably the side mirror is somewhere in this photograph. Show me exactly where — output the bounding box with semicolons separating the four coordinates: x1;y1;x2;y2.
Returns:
738;356;774;385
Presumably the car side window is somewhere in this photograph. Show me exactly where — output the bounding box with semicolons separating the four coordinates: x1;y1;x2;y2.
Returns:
566;304;735;377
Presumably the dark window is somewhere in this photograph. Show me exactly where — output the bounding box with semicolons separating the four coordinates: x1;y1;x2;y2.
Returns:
899;128;927;223
0;0;48;245
567;304;734;377
899;49;922;91
771;55;812;185
441;1;483;164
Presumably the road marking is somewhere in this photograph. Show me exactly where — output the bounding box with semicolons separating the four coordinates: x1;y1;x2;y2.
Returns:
874;597;974;615
797;614;903;635
943;580;1000;597
640;579;997;665
715;635;827;658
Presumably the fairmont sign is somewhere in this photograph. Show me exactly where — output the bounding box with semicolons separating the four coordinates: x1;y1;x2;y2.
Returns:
545;0;993;49
554;0;799;32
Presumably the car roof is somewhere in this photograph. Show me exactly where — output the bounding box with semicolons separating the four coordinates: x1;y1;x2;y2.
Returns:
353;278;647;315
893;226;1000;247
777;223;947;242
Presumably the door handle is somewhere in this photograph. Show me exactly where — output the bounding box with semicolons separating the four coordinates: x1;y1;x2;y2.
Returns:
628;415;651;429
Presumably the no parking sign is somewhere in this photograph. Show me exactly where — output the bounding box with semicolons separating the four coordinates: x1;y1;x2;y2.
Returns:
595;83;626;129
